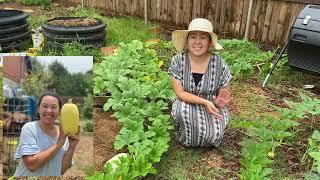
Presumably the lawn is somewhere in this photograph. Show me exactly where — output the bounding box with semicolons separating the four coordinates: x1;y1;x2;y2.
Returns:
2;1;320;179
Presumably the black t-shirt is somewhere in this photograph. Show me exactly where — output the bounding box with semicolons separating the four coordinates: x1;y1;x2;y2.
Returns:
192;73;204;86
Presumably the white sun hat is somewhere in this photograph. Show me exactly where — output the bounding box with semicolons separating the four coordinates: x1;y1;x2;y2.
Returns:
172;18;223;52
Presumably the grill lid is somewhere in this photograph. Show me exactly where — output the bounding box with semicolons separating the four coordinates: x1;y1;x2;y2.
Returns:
297;5;320;22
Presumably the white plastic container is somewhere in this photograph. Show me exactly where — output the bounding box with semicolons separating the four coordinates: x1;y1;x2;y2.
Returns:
105;153;128;170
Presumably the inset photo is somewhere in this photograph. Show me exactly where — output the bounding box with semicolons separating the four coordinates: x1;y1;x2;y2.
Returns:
2;56;93;177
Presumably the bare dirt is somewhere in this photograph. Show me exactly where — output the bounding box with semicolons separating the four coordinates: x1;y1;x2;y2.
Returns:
93;96;122;171
47;18;100;27
63;135;93;177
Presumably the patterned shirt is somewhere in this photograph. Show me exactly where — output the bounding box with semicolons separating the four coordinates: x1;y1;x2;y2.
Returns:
169;51;232;147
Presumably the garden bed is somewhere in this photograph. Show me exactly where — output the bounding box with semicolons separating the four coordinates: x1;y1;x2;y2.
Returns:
47;18;99;27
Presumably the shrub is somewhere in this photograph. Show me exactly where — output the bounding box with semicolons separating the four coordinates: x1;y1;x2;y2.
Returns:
84;121;93;132
82;94;93;119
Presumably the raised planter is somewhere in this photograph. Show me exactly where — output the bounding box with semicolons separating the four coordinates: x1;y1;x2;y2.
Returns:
0;10;31;52
42;17;106;47
0;10;28;25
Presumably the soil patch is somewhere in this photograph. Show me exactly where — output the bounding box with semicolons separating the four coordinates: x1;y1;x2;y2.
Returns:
47;18;99;27
219;128;243;177
93;107;122;171
63;135;93;177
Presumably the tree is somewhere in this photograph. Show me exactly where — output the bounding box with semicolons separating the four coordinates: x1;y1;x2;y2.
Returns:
48;60;92;96
48;60;70;96
21;59;54;99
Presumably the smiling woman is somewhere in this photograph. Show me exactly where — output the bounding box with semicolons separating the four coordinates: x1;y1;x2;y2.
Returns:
14;92;80;176
169;18;232;147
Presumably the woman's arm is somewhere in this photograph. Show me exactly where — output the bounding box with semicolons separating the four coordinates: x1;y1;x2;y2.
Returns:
61;143;76;174
61;127;80;174
22;134;66;172
172;77;223;119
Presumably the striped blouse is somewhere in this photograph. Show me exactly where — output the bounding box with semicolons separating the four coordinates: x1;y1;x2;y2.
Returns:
169;51;232;147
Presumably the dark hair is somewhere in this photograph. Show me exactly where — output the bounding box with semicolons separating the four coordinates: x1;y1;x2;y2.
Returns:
36;92;62;119
187;32;212;41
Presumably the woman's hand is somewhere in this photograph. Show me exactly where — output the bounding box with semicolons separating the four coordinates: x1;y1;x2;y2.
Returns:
68;125;80;149
57;124;68;148
213;88;231;108
205;100;223;119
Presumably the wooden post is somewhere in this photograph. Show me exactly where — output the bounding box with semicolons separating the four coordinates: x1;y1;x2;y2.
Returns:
81;0;84;7
144;0;148;24
244;0;254;39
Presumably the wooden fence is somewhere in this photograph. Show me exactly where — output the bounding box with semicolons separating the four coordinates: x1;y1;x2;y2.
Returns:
56;0;320;46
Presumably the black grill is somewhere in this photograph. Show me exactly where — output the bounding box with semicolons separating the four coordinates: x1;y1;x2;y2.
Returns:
288;5;320;74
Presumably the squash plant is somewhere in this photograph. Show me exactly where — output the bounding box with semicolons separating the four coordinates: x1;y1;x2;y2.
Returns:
303;130;320;177
90;40;175;179
219;39;274;79
236;93;320;179
239;138;274;180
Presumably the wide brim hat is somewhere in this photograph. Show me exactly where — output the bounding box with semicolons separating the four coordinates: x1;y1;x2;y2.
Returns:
172;18;223;52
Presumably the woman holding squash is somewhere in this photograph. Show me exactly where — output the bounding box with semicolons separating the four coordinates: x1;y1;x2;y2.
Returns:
14;92;80;176
169;18;232;147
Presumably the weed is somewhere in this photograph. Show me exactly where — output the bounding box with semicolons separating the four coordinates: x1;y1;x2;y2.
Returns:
18;0;51;9
39;41;102;58
84;122;93;132
82;93;93;119
28;15;47;29
106;17;157;46
68;5;104;19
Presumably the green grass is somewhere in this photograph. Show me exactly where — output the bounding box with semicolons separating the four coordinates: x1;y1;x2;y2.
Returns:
144;133;239;179
28;15;48;29
270;147;303;179
144;141;201;179
68;5;105;19
231;81;273;119
105;17;157;46
267;60;317;86
38;41;102;57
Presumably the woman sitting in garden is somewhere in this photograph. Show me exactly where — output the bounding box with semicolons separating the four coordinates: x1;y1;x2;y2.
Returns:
169;18;232;147
14;92;80;176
